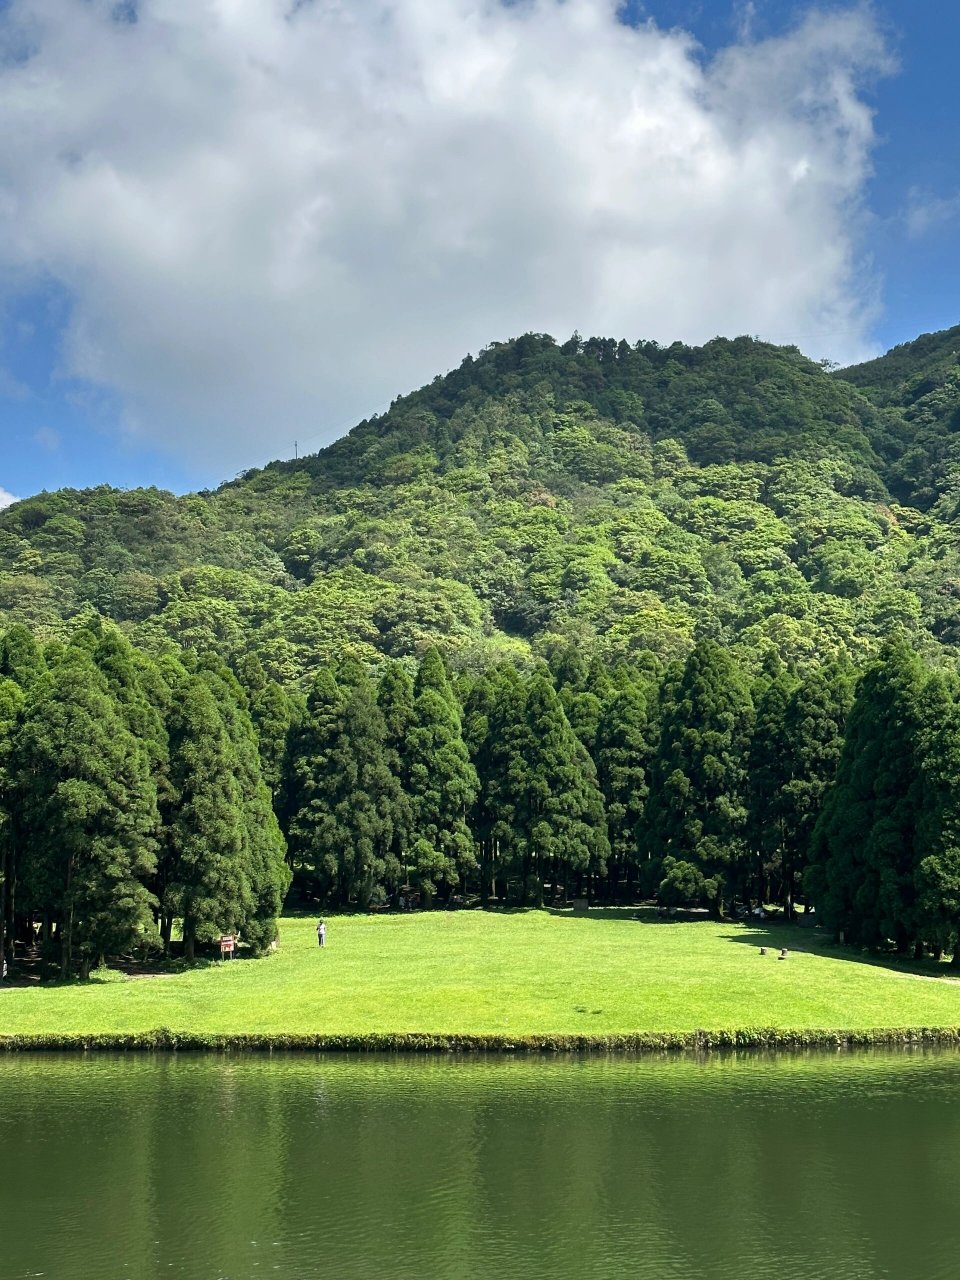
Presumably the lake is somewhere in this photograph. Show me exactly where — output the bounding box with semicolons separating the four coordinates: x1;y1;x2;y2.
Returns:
0;1050;957;1279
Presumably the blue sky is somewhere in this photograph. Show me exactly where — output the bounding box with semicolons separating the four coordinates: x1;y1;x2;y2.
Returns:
0;0;957;504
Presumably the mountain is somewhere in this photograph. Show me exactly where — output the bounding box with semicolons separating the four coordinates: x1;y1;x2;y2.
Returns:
2;327;960;684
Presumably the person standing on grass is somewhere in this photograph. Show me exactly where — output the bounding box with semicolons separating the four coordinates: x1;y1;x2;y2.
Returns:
317;919;326;948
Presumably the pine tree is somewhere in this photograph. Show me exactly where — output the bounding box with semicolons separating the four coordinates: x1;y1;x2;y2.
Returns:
515;671;609;905
746;667;797;909
913;671;960;962
807;642;927;950
377;661;416;888
237;654;292;800
0;676;24;973
406;648;478;903
284;667;400;907
643;639;753;915
779;665;853;918
595;684;651;900
13;647;158;976
463;664;526;902
199;658;290;951
164;672;246;962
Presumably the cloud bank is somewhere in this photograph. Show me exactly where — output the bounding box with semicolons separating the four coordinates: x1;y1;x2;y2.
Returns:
0;0;890;473
0;487;19;510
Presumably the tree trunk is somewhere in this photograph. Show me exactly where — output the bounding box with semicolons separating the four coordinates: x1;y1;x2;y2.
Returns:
184;922;196;963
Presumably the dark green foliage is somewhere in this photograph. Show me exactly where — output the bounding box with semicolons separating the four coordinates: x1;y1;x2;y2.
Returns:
807;642;929;949
595;684;652;898
644;639;754;912
12;646;158;975
406;649;478;902
163;671;247;961
284;667;401;908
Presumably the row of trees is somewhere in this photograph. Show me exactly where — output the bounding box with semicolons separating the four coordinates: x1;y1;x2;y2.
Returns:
280;635;960;960
0;626;289;976
3;617;960;971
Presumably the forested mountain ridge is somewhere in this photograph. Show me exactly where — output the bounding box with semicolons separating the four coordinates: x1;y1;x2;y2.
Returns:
2;326;960;684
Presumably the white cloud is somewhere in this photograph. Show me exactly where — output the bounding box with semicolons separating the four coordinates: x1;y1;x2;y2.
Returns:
0;487;19;510
0;0;891;473
905;187;960;240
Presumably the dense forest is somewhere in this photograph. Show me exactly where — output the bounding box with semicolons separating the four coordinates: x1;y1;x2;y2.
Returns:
2;620;960;972
2;322;960;974
1;324;959;681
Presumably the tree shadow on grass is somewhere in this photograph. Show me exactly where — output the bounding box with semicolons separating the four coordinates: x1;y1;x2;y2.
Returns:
721;924;960;983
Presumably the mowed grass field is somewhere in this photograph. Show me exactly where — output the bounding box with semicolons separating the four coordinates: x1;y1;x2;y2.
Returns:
3;910;960;1039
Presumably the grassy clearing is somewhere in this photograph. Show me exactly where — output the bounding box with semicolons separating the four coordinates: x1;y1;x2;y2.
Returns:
3;909;960;1044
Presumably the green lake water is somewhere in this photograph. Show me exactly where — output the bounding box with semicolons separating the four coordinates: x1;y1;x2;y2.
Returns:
0;1050;958;1280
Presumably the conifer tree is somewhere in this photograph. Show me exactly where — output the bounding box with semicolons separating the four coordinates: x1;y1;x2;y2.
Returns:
199;658;290;950
779;665;853;917
913;671;960;961
164;671;246;961
0;676;24;973
13;648;158;976
807;642;927;950
406;648;478;903
746;667;797;908
515;671;608;905
643;639;753;915
237;654;292;799
377;661;416;884
595;684;651;900
285;667;400;907
463;664;526;901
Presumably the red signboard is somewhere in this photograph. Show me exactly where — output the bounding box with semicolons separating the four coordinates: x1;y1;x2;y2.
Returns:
219;935;235;954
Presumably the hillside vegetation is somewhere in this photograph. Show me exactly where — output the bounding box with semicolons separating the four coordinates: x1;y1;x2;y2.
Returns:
2;326;960;682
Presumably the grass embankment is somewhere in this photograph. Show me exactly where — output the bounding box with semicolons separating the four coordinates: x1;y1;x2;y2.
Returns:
3;910;960;1051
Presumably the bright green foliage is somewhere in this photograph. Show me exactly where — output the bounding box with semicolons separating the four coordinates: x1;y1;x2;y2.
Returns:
13;648;158;975
406;648;478;902
2;328;958;678
644;639;754;912
0;625;45;689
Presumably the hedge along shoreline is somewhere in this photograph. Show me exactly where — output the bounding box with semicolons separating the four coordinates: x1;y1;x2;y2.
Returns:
3;1027;960;1053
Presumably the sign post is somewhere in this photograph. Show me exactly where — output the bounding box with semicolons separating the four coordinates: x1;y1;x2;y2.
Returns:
219;934;235;960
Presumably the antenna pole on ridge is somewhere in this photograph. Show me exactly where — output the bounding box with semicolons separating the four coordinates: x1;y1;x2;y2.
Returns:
294;440;298;461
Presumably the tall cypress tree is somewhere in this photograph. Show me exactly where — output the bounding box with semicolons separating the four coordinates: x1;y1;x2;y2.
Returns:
807;642;927;950
0;676;24;973
746;667;797;909
164;671;246;961
199;658;290;951
595;683;652;901
237;654;292;801
407;648;478;903
284;667;400;907
516;671;609;905
377;661;416;887
914;671;960;961
13;648;158;976
643;639;753;915
464;664;526;902
779;665;853;918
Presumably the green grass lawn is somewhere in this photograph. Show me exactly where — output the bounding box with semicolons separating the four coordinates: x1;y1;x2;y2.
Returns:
3;909;960;1040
